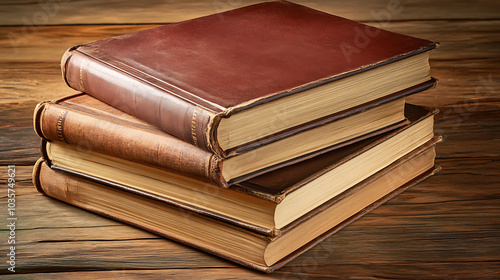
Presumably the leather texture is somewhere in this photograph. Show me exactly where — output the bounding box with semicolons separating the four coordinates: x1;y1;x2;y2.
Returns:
34;89;432;187
35;93;223;186
61;0;436;153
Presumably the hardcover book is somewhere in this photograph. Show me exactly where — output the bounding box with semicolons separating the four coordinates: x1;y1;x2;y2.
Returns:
61;0;436;156
34;81;435;187
33;143;440;272
40;104;439;235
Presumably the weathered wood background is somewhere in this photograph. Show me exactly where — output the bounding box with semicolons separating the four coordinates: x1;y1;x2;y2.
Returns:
1;0;499;279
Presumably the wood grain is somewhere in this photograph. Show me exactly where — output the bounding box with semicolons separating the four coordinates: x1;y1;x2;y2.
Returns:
1;0;499;26
3;20;500;62
1;158;498;278
0;0;499;278
1;263;499;280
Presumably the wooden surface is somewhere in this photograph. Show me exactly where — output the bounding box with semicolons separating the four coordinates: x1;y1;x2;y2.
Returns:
1;0;499;278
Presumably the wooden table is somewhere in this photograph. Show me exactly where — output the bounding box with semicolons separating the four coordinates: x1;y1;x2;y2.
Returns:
1;1;499;279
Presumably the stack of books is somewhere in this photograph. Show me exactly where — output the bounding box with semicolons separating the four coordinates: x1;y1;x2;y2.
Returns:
32;1;441;273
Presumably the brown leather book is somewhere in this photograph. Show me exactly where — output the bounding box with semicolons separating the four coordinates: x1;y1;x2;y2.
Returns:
33;144;441;272
34;81;435;188
61;0;437;157
40;104;439;236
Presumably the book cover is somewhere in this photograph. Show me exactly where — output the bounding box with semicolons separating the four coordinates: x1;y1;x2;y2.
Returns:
61;0;437;156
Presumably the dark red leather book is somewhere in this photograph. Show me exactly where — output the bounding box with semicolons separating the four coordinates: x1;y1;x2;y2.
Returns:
61;0;437;157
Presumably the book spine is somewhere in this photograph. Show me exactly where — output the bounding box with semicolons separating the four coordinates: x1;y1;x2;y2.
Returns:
32;158;45;195
61;47;220;154
33;159;70;200
34;101;228;187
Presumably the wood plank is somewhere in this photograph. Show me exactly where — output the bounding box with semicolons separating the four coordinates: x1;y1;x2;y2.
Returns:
1;25;151;63
407;59;500;109
14;239;232;272
434;110;500;158
1;262;499;280
1;0;499;26
386;157;500;205
3;20;500;63
375;20;500;61
1;159;498;275
0;102;42;165
0;268;279;280
279;262;500;279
